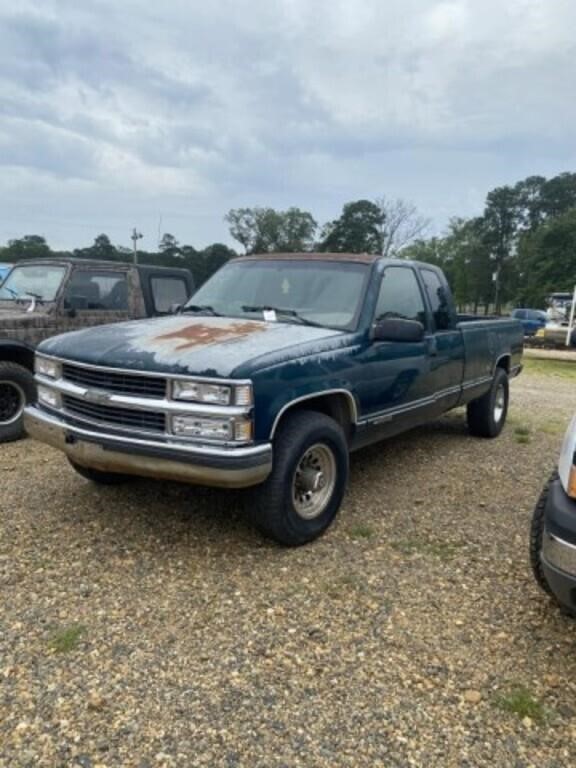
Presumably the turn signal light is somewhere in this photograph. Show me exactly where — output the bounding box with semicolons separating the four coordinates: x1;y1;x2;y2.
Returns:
568;466;576;499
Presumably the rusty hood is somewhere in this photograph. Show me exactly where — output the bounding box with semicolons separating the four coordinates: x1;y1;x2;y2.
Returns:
38;314;347;377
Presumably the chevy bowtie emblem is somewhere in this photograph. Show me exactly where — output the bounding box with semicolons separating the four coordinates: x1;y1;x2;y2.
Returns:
84;389;112;404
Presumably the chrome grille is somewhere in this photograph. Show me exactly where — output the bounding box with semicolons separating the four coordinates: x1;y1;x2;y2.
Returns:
62;364;167;399
62;395;166;433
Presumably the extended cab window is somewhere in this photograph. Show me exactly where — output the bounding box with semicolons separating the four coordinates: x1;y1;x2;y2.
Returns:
64;270;129;311
375;267;426;325
421;269;453;331
151;276;189;314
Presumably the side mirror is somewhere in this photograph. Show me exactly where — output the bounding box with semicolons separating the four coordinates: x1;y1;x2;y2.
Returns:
372;317;425;343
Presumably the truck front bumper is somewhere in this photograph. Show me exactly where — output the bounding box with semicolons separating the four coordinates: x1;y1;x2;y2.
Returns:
541;478;576;611
24;406;272;489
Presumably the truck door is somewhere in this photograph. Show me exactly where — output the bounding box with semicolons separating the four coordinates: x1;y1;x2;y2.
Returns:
61;268;131;332
356;265;437;436
418;267;464;414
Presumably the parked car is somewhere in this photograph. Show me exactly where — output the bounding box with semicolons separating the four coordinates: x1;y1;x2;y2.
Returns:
511;308;547;336
25;253;523;545
0;263;12;283
0;259;194;443
530;415;576;614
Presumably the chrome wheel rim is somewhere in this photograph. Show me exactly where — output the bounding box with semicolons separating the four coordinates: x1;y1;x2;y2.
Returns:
292;443;337;520
0;380;25;425
494;384;505;423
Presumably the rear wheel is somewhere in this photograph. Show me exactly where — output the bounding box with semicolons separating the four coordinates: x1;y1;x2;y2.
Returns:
467;367;509;438
68;459;130;485
249;411;349;546
0;362;36;443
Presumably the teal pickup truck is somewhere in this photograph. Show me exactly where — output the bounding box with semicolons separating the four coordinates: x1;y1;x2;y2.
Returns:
25;253;523;546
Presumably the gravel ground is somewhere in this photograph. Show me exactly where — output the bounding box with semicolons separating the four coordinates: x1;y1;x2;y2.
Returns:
1;364;576;768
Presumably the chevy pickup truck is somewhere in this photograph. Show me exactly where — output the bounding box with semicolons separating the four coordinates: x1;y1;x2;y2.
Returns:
24;253;523;545
0;258;194;443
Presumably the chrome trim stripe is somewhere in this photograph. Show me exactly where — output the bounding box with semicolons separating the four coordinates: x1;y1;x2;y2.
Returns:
36;374;251;417
542;530;576;578
36;353;252;386
359;376;492;426
25;406;271;459
462;375;492;390
270;389;359;439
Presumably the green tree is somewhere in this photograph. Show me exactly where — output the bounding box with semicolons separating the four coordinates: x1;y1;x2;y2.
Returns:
482;187;521;312
517;209;576;307
159;233;181;259
320;200;384;254
4;235;51;262
225;207;317;254
74;234;119;262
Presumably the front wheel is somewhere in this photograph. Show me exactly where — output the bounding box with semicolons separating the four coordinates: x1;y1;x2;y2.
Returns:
529;473;554;595
249;410;349;546
0;362;36;443
467;367;509;438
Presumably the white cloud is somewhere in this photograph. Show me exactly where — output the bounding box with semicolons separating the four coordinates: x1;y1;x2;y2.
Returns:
0;0;575;249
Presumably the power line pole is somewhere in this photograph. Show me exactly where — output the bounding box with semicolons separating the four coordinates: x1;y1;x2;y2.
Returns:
131;228;143;264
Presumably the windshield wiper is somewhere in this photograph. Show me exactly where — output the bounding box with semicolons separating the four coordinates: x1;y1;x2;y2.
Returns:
181;304;222;316
2;286;19;299
242;305;324;328
24;292;45;303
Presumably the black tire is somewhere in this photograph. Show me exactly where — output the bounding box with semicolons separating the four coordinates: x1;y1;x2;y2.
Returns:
0;361;36;443
467;367;509;438
68;459;130;485
529;473;555;595
249;410;349;547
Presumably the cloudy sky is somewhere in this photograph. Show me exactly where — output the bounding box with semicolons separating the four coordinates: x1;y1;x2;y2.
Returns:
0;0;575;251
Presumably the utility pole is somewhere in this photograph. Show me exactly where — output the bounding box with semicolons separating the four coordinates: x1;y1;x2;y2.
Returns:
131;228;143;264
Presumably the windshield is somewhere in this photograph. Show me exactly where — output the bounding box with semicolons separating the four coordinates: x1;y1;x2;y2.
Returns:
187;259;369;330
0;265;67;302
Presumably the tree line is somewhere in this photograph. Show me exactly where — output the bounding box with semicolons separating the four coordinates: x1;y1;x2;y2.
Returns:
2;172;576;309
0;234;237;288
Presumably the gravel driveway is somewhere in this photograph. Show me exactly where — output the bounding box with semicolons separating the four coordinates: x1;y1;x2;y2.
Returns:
1;362;575;767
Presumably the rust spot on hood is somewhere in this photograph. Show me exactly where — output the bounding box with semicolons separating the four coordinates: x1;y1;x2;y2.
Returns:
155;321;266;351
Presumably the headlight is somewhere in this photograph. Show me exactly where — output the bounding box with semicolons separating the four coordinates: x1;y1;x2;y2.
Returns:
172;380;252;406
171;414;252;442
35;355;61;379
37;385;61;409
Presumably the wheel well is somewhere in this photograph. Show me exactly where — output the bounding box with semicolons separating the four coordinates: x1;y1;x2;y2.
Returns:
0;344;35;371
495;355;510;374
272;392;356;441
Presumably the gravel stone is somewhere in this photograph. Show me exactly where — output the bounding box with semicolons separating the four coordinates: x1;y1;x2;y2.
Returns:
0;368;575;766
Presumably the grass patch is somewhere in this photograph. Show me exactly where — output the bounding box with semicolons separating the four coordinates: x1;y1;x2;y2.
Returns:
48;624;86;653
495;685;547;723
392;538;463;562
513;424;532;444
523;358;576;380
539;418;567;436
348;523;375;540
